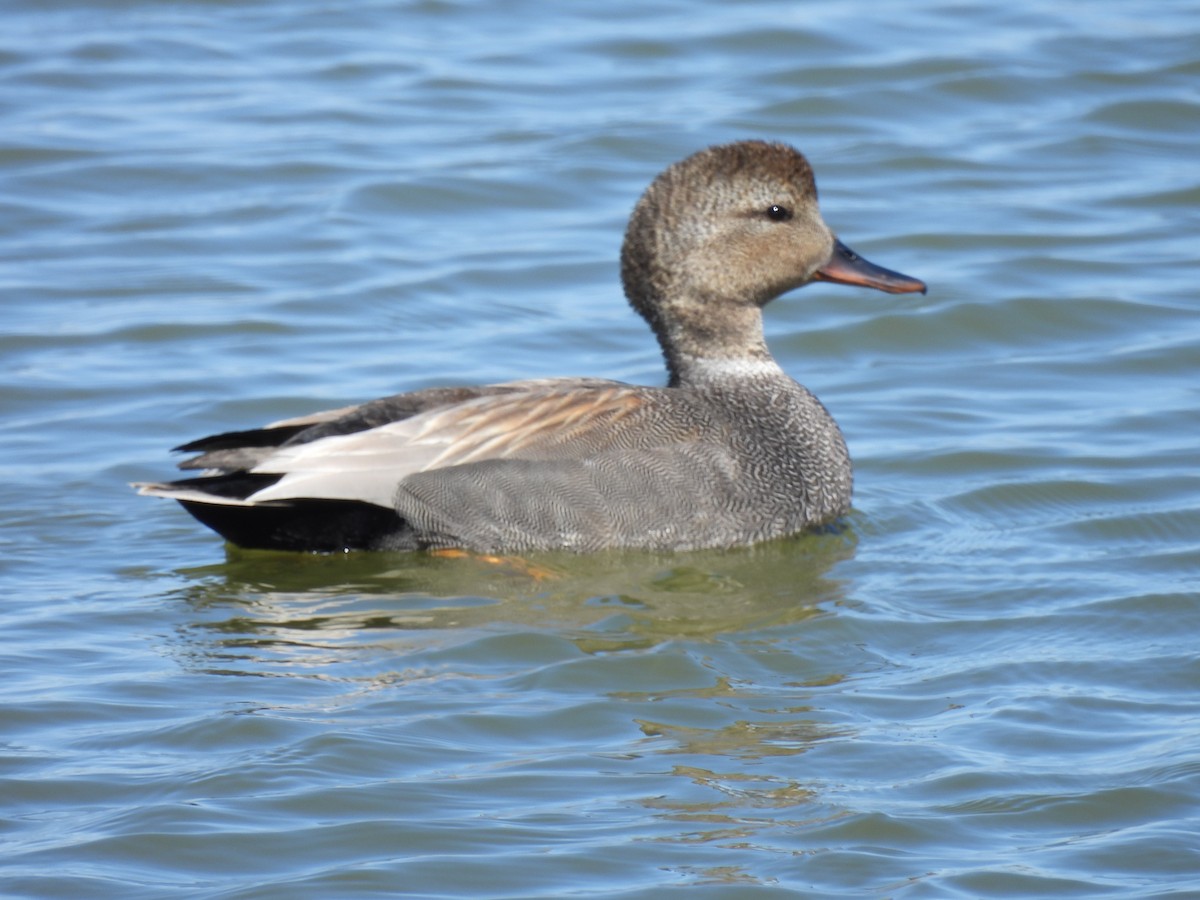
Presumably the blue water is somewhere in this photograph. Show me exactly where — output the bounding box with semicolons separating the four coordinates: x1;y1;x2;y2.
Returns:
3;1;1199;897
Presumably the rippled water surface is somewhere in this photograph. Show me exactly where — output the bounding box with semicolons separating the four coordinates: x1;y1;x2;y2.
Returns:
3;1;1199;896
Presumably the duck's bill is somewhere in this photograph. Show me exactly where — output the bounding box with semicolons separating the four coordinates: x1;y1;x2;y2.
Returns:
813;239;927;295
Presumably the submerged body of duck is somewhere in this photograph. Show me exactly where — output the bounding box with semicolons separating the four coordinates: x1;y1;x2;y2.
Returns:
137;141;926;553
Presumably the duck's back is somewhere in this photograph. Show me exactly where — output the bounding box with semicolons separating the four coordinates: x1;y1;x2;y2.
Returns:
149;373;851;554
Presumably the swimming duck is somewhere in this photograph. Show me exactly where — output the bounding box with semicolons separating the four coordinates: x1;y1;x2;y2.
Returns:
137;140;925;553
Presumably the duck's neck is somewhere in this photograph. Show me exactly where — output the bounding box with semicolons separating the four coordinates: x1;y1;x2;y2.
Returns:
668;352;785;387
647;293;782;388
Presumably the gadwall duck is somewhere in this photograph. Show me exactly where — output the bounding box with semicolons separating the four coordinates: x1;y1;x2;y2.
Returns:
138;140;926;553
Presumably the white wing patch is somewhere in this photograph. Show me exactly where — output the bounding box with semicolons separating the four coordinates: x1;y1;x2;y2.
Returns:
245;386;645;507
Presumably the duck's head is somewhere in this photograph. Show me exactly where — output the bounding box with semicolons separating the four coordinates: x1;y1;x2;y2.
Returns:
620;140;925;383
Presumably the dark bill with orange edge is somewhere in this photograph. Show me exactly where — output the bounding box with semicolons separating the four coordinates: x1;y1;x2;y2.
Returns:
814;238;927;295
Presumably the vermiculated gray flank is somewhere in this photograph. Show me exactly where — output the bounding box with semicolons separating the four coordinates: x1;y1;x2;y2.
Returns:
137;141;926;553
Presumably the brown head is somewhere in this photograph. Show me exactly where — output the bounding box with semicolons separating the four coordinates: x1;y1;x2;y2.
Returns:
620;141;925;384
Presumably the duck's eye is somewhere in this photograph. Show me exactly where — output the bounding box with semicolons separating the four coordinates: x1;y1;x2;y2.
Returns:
766;204;793;222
